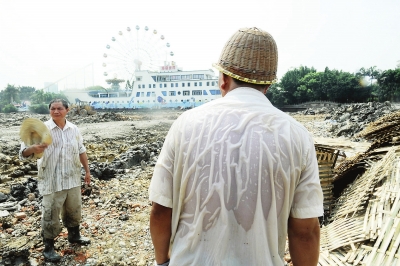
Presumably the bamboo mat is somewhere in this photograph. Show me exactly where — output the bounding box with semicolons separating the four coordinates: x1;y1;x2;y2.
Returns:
318;148;400;265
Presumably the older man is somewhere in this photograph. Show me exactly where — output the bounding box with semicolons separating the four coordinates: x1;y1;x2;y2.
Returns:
149;27;323;266
20;99;91;262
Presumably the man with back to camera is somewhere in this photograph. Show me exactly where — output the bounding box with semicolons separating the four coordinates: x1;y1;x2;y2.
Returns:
149;27;323;266
19;99;91;262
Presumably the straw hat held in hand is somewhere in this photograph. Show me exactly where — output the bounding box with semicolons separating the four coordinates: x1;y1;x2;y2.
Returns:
20;118;52;159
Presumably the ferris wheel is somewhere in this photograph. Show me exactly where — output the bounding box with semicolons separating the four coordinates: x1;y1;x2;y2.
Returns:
102;25;174;87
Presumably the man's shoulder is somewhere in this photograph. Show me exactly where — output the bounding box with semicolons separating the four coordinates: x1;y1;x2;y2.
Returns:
65;120;78;129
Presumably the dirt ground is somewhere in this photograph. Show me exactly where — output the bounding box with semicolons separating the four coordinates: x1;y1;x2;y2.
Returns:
0;110;370;266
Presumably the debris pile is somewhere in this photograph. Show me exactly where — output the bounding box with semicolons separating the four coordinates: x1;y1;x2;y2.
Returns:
0;111;175;266
317;109;400;265
298;101;396;139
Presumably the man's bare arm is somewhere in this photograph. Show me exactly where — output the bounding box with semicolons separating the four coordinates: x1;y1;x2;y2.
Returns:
150;202;172;264
288;216;320;266
22;144;48;157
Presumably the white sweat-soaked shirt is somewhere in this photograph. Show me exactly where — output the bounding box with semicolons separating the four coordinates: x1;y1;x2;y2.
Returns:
149;87;323;266
19;119;86;195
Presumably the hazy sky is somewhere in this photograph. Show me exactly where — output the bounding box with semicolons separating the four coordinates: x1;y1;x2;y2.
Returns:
0;0;399;91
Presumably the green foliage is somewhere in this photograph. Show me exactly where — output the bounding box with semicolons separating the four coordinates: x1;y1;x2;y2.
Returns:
29;104;49;114
3;104;18;113
30;90;69;105
377;68;400;101
279;66;317;104
0;84;20;105
19;86;36;100
266;83;288;106
277;66;372;104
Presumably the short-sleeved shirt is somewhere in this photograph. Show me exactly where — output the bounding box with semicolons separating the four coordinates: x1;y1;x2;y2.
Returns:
19;119;86;195
149;87;323;265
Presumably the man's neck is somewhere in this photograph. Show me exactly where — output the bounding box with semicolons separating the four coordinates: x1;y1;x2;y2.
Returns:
53;119;66;129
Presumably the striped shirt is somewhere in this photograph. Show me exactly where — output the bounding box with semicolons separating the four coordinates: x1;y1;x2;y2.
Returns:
19;119;86;195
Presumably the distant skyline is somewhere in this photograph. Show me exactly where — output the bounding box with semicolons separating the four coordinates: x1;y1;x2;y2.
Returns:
0;0;399;91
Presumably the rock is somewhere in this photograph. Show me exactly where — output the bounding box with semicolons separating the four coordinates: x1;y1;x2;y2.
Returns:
0;210;10;217
0;192;7;202
14;212;26;220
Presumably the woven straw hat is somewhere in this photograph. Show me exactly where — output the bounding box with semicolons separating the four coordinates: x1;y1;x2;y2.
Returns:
213;27;278;85
20;118;52;159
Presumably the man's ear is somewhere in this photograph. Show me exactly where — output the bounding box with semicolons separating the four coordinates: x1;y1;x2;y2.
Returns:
219;73;231;96
263;84;271;94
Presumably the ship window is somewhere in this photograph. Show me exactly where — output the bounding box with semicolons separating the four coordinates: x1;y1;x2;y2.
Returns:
183;90;190;96
137;100;139;103
136;76;142;81
181;74;192;80
170;100;172;102
182;83;185;87
159;84;162;88
162;91;167;96
199;82;202;86
192;90;202;95
171;83;174;88
175;83;178;87
193;74;204;79
194;82;197;86
149;84;151;88
138;84;141;89
153;84;156;88
146;92;151;97
153;100;155;102
141;92;144;97
207;82;210;86
187;82;190;87
164;84;167;88
212;81;215;86
169;91;176;96
209;90;222;95
178;91;181;95
151;92;156;97
203;90;208;95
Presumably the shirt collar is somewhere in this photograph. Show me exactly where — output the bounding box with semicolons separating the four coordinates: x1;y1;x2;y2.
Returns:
224;87;271;104
48;119;72;130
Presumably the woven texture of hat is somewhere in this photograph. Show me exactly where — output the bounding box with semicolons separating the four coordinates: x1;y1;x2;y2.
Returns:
214;27;278;84
20;118;52;159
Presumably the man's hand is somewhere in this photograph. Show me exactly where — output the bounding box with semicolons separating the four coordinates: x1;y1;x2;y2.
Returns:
84;171;91;185
288;216;320;266
150;202;172;264
22;143;48;157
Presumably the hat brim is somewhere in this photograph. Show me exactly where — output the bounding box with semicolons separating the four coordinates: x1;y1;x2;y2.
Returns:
212;63;277;85
20;118;52;146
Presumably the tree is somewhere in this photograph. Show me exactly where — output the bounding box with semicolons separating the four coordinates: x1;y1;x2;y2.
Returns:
279;66;316;104
30;90;67;104
1;84;20;104
266;83;288;106
356;66;381;86
377;69;400;101
19;86;36;101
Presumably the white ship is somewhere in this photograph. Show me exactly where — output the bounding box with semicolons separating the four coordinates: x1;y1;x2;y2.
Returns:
63;62;221;109
62;25;221;109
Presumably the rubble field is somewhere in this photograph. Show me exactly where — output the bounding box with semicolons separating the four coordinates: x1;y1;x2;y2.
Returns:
0;102;398;266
